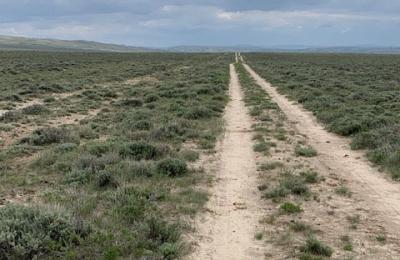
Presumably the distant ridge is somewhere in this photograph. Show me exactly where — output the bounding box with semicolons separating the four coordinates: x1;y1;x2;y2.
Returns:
1;35;400;54
0;35;157;52
168;45;400;54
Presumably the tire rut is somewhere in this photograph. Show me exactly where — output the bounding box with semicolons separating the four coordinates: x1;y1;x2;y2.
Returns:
188;64;264;259
243;62;400;236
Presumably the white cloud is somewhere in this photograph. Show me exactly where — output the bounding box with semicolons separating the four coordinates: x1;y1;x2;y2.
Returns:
216;11;239;21
215;9;400;29
0;2;399;46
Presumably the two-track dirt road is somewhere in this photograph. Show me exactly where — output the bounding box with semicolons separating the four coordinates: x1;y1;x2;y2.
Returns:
188;64;264;259
189;58;400;259
243;62;400;235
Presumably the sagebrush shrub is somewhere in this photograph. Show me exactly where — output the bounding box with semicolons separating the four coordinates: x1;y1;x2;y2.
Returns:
0;204;90;258
156;158;188;177
0;110;23;122
112;187;149;223
184;106;213;119
280;202;303;214
281;175;309;195
117;98;143;107
137;216;181;259
119;142;167;160
24;127;79;146
96;171;118;188
295;145;317;157
145;94;159;103
22;104;48;115
300;237;333;257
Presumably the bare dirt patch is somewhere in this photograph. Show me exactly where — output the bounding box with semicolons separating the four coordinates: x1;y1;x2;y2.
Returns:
188;64;264;259
124;76;160;86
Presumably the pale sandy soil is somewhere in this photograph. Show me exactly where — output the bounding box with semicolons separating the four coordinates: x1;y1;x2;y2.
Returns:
189;60;400;259
188;64;265;259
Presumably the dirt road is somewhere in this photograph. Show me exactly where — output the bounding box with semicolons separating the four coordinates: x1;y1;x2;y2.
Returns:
188;64;264;259
243;62;400;235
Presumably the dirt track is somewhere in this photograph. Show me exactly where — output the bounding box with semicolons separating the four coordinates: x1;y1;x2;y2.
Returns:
243;62;400;236
188;64;264;259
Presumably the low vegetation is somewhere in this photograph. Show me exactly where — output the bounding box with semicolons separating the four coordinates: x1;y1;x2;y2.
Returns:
246;53;400;179
300;237;333;257
0;204;91;259
0;52;231;258
295;145;317;157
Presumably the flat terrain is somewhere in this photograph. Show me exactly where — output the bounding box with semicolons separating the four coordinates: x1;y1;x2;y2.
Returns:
239;60;400;259
189;64;264;259
2;51;400;259
245;53;400;179
0;52;231;259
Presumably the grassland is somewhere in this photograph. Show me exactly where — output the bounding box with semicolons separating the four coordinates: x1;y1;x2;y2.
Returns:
235;60;400;259
0;51;231;259
245;53;400;179
235;62;335;258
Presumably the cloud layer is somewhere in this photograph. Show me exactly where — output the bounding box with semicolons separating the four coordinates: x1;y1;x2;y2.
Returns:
0;0;399;47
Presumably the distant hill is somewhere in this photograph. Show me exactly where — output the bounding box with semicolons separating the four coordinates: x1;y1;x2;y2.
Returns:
1;35;400;54
299;46;400;54
0;35;156;52
167;45;269;53
168;45;400;54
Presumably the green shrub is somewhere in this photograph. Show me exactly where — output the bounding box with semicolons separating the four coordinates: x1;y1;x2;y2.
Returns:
78;126;99;139
137;216;181;259
279;202;303;214
299;254;323;260
119;142;167;160
253;142;270;153
0;204;90;259
255;232;263;240
376;234;386;243
133;120;152;130
281;176;309;195
300;237;333;257
145;94;159;103
295;145;317;157
300;170;320;184
0;110;23;122
263;174;308;199
44;96;56;103
335;186;352;197
259;161;284;171
263;186;290;199
150;122;187;140
0;123;13;132
54;143;79;153
112;187;150;224
65;170;90;185
23;127;79;146
122;161;155;179
85;141;115;156
96;171;118;188
117;98;143;107
22;104;48;115
290;221;312;233
74;153;119;174
184;106;213;119
328;116;363;136
156;158;188;177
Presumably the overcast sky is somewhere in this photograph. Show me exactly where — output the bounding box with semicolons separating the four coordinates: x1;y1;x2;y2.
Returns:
0;0;399;47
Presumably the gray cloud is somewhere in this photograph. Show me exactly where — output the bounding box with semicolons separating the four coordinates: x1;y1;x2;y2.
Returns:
0;0;399;46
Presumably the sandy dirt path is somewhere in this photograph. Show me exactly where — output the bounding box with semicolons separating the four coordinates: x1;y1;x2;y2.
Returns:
243;62;400;236
188;64;264;260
